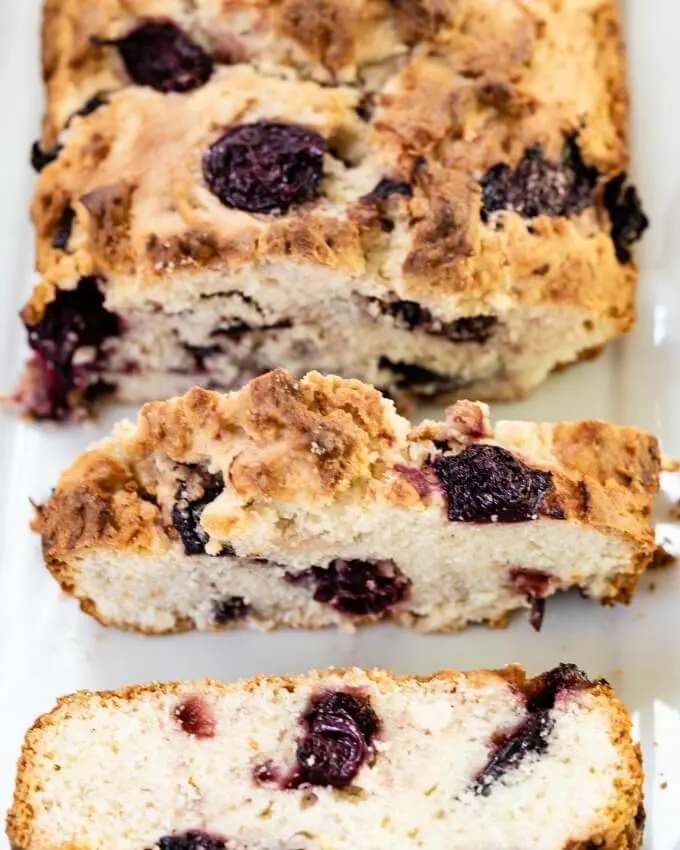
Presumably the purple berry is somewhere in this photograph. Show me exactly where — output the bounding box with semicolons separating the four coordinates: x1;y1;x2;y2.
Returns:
306;691;380;742
52;207;75;251
434;445;554;523
173;696;216;739
32;95;108;177
444;315;498;343
95;21;213;93
527;663;592;712
509;568;553;632
366;297;499;345
385;299;424;329
378;357;463;392
295;691;379;788
157;831;227;850
473;710;554;796
603;174;649;263
172;468;225;555
473;664;593;795
183;343;223;372
24;276;119;420
211;596;250;625
481;136;598;220
360;178;413;203
203;122;327;214
290;559;410;617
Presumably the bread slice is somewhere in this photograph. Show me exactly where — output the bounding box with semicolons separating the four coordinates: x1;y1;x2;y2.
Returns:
7;665;644;850
19;1;647;420
34;369;660;634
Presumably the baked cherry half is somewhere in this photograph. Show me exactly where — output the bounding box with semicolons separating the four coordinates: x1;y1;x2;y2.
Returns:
434;444;554;523
23;276;119;420
294;691;379;788
473;664;592;795
289;558;410;617
94;20;213;93
481;136;598;220
203;122;327;214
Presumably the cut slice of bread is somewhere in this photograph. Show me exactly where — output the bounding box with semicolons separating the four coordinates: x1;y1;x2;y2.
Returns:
7;665;644;850
35;369;660;634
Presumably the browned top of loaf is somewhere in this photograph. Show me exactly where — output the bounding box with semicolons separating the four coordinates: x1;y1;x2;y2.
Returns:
26;0;635;327
35;370;660;574
7;665;643;850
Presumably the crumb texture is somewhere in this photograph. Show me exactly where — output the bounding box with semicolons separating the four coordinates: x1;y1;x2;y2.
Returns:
7;666;644;850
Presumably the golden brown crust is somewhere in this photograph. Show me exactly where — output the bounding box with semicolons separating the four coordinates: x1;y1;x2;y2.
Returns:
7;665;643;850
28;0;636;330
36;371;660;603
130;370;397;498
35;451;169;567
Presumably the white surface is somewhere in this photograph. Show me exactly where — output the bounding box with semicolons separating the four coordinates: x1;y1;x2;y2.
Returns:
0;1;679;847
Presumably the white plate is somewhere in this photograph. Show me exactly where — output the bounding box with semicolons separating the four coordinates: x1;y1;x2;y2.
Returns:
1;1;679;847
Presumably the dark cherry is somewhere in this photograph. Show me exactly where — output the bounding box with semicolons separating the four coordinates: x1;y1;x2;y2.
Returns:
203;122;327;214
173;696;216;739
52;206;76;251
31;141;62;173
434;444;554;523
509;568;553;632
95;21;213;93
603;173;649;263
157;831;227;850
31;94;108;176
473;710;554;796
527;663;592;712
295;691;379;788
183;343;223;372
290;558;410;617
360;178;413;203
211;596;251;625
481;135;598;220
172;467;225;555
473;664;593;795
383;303;499;344
24;276;119;420
445;315;498;343
378;356;462;392
385;299;425;328
527;598;546;632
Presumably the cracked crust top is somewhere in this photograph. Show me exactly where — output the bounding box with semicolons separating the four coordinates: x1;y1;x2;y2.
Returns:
41;0;629;159
7;665;644;850
35;370;660;578
28;0;636;328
